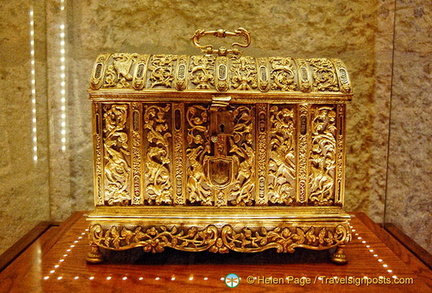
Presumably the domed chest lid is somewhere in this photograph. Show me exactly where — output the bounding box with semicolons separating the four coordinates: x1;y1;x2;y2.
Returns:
89;28;352;100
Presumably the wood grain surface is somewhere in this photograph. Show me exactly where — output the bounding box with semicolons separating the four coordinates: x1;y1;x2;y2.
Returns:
0;212;430;293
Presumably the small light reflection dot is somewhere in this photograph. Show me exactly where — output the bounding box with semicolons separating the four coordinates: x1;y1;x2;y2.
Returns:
139;277;144;281
392;275;398;279
106;276;111;280
383;264;388;268
366;245;370;248
89;276;94;280
44;276;49;280
59;259;64;262
357;237;362;240
50;270;55;274
373;254;378;257
189;276;194;281
369;249;374;253
70;245;75;248
352;229;356;232
74;276;79;280
122;276;127;280
66;249;71;252
171;277;176;281
204;277;208;281
378;259;383;262
387;270;393;273
361;240;366;244
155;277;160;281
54;265;59;268
57;276;63;280
221;277;225;281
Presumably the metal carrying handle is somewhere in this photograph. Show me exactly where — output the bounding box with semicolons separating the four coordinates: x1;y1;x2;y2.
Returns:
191;28;251;56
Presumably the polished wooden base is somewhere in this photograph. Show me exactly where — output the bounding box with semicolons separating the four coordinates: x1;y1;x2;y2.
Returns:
1;212;431;292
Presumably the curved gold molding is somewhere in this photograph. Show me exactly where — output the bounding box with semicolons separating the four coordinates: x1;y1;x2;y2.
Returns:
89;222;351;254
89;53;352;95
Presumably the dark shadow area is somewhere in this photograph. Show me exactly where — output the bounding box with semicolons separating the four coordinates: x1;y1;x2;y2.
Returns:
100;247;335;266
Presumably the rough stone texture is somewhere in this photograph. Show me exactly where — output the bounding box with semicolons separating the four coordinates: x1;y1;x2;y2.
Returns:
386;0;432;253
0;0;431;255
0;1;50;255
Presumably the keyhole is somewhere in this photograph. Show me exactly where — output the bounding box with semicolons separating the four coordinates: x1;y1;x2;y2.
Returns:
220;123;225;133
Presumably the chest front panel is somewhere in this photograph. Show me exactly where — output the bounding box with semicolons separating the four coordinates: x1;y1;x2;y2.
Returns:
93;101;346;208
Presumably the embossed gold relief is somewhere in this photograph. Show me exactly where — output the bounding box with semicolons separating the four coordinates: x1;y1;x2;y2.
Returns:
230;56;258;90
148;55;177;88
91;53;351;95
104;53;138;88
229;105;255;205
190;55;216;89
89;222;350;254
332;59;352;94
335;104;346;205
132;54;150;90
309;105;337;206
297;104;309;204
268;105;296;205
88;29;353;264
186;105;212;205
91;53;111;90
270;58;298;91
143;104;173;204
174;55;188;91
103;104;131;205
93;103;103;205
95;103;345;208
256;104;268;205
308;58;339;92
131;103;142;205
294;59;312;93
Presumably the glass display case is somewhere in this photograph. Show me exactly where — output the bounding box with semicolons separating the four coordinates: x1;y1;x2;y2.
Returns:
0;0;430;266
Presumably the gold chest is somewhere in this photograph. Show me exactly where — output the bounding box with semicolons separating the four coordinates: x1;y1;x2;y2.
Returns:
86;29;352;264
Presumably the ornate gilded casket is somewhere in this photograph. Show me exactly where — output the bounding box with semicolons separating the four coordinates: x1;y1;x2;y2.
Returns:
86;29;352;264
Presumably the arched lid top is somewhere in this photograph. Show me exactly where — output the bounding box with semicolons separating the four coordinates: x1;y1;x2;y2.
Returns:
89;29;352;99
89;53;352;98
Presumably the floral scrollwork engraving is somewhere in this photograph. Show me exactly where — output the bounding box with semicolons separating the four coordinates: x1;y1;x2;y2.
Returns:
230;56;258;90
103;104;131;205
268;106;296;205
221;224;349;253
148;55;177;88
309;106;337;205
308;58;339;92
90;224;219;253
270;58;298;91
143;104;173;205
229;106;255;205
186;105;212;205
89;223;350;253
189;55;216;89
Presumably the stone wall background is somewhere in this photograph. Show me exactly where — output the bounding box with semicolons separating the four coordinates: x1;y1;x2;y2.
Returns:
0;0;430;255
0;1;51;256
